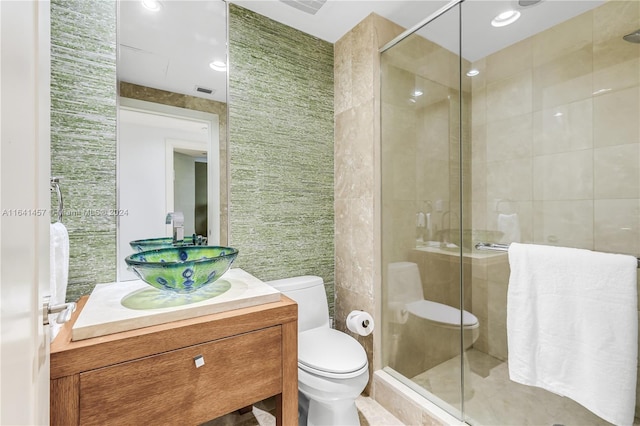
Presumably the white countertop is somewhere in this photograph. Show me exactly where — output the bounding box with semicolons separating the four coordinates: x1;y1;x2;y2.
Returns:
72;268;281;341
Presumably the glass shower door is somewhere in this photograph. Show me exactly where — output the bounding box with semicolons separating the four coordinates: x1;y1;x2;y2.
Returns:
461;0;640;424
380;2;466;419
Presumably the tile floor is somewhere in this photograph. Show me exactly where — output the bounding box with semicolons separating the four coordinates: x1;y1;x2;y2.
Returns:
412;348;638;426
202;395;404;426
205;350;640;426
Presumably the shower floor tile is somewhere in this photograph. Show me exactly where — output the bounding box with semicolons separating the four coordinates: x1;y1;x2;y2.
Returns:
412;349;638;426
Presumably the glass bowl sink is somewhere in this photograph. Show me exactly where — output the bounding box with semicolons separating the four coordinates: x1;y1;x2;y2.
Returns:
129;236;204;252
125;246;239;294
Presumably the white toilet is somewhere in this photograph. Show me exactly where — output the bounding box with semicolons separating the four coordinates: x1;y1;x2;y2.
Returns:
267;275;369;426
388;262;480;377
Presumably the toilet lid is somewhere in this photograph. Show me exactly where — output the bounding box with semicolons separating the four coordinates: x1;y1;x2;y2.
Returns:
298;328;368;377
406;300;478;327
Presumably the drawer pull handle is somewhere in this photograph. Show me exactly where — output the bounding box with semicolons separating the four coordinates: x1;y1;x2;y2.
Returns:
194;355;205;368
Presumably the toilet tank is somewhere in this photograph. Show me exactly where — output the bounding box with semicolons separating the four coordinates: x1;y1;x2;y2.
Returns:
266;275;330;332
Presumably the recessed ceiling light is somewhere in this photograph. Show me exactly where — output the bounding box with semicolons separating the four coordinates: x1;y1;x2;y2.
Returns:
491;10;521;27
142;0;162;12
466;69;480;77
209;60;226;72
553;112;563;117
413;90;423;97
518;0;543;7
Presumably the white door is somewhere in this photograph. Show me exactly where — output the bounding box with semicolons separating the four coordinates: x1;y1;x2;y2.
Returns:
1;1;51;424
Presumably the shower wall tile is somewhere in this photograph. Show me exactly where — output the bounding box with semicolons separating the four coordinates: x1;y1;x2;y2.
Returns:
335;108;357;199
51;0;117;301
351;17;376;110
532;200;594;248
486;158;532;201
471;86;487;126
471;202;488;231
533;150;594;201
593;0;640;44
485;114;533;162
471;124;487;186
594;144;640;199
228;5;335;310
532;98;593;156
534;45;593;93
336;103;378;200
532;11;593;67
471;162;486;204
485;38;532;84
594;199;640;256
386;201;419;263
380;65;415;108
471;58;487;91
593;58;640;94
336;13;405;391
392;151;418;201
593;0;640;72
534;72;593;112
486;71;533;122
593;86;640;147
416;42;460;91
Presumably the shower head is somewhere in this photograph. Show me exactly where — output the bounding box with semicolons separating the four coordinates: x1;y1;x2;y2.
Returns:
623;29;640;43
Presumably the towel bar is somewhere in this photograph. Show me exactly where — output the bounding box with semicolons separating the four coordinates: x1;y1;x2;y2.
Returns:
50;177;64;223
475;242;640;268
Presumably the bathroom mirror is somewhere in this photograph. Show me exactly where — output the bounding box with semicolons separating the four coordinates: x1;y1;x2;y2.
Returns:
117;0;227;281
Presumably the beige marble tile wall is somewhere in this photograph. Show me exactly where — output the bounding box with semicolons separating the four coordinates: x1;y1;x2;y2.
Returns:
470;0;640;414
334;13;404;394
119;83;229;245
471;1;639;254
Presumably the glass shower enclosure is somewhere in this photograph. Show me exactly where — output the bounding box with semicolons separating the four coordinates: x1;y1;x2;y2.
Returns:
380;0;640;424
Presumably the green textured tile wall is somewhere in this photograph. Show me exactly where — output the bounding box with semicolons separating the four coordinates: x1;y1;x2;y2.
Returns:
50;0;117;302
228;5;335;314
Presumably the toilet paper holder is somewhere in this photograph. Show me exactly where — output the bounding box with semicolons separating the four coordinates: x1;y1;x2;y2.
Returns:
346;310;374;336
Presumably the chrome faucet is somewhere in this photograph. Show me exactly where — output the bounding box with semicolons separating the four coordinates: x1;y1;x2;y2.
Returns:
165;212;184;243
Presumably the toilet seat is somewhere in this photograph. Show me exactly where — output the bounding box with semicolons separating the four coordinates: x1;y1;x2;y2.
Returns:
406;300;478;328
298;328;368;379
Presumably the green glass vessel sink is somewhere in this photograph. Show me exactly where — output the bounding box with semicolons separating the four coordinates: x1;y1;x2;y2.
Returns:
125;246;239;294
129;236;205;252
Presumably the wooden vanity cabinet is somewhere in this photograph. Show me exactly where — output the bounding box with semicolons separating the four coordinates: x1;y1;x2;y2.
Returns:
50;295;298;425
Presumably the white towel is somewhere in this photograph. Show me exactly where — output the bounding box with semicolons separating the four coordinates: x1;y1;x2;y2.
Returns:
49;222;69;341
425;213;432;240
498;213;520;243
416;212;425;228
507;243;638;425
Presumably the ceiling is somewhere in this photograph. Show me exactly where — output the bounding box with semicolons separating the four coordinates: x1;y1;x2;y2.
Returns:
118;0;605;103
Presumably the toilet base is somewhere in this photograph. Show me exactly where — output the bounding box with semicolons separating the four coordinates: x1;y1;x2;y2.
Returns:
297;364;368;426
300;396;359;426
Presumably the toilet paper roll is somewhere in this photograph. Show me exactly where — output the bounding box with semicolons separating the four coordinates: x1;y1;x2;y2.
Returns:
346;310;375;336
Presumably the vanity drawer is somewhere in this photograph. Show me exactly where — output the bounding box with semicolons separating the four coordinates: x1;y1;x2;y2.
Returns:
78;326;282;425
